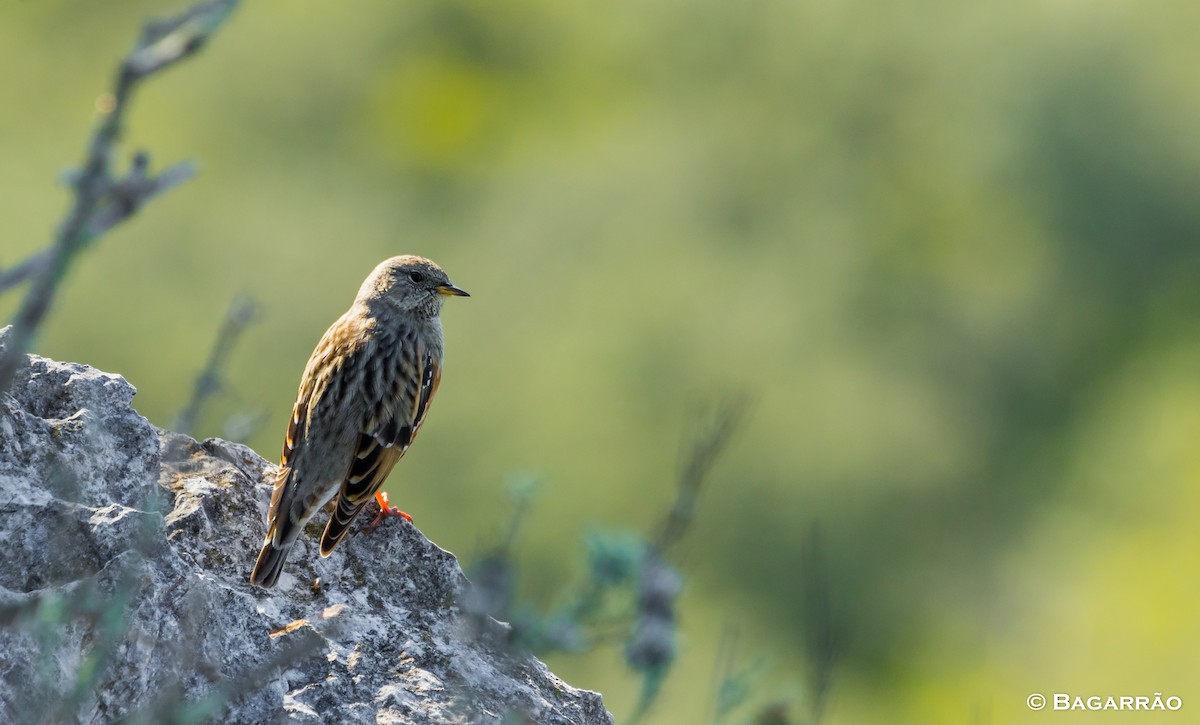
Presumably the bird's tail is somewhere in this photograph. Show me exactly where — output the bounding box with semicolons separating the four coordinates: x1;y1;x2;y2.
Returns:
250;538;291;588
250;465;298;588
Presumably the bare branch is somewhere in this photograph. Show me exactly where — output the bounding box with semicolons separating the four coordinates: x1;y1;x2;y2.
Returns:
175;294;260;437
0;0;239;395
84;158;198;240
801;523;840;724
651;394;751;555
0;251;52;294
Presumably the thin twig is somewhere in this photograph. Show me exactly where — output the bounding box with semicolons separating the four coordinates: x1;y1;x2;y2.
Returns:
0;250;52;294
112;626;324;725
801;523;839;724
651;394;751;555
0;0;239;395
174;294;260;436
710;623;739;725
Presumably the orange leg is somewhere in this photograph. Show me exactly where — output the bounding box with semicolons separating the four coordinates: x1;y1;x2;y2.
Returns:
369;490;412;528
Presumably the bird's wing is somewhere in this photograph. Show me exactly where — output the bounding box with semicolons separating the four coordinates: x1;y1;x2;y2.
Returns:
254;313;369;586
262;307;374;542
319;330;442;554
261;330;330;548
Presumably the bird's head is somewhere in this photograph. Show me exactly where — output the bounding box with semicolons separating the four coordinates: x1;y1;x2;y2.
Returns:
357;255;469;316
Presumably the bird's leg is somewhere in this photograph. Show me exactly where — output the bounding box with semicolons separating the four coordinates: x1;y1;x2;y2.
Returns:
369;490;412;528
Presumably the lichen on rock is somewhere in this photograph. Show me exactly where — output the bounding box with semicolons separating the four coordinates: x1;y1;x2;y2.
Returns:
0;326;612;724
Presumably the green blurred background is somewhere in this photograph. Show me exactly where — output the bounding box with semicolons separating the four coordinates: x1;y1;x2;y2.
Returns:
3;1;1199;722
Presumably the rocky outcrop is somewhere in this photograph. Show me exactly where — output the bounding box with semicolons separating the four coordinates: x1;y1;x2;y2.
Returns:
0;326;612;724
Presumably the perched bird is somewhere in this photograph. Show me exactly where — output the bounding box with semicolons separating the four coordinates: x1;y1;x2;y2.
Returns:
250;255;469;588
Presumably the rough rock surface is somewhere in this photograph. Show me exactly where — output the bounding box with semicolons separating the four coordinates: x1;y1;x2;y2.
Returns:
0;327;612;724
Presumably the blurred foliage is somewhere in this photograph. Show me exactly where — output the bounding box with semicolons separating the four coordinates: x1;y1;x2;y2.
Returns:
3;0;1200;722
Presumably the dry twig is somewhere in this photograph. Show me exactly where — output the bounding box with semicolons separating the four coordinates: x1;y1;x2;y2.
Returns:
174;294;260;436
651;394;751;555
0;0;239;394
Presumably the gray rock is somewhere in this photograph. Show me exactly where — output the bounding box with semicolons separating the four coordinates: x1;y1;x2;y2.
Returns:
0;326;612;725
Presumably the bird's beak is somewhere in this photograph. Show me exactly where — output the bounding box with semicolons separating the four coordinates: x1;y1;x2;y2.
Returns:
436;283;470;298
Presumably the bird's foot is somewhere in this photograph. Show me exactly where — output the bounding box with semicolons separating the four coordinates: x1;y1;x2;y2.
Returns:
369;491;412;529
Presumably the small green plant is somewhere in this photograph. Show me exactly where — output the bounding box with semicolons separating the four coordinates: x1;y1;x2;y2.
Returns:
466;397;753;721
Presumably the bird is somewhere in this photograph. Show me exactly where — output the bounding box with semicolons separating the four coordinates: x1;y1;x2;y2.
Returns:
250;255;469;588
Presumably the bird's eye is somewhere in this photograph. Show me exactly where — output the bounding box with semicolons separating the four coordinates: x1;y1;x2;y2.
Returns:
408;272;423;283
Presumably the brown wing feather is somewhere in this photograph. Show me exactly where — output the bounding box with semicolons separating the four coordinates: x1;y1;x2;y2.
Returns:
259;310;351;549
261;397;307;547
319;342;442;555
